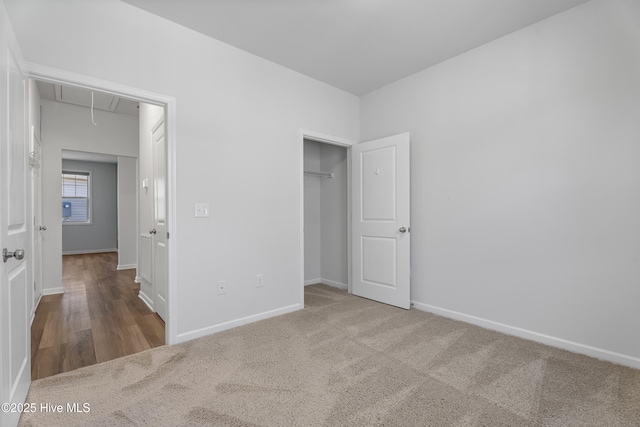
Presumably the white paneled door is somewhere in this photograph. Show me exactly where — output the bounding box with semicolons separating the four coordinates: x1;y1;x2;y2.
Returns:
152;115;168;321
1;49;31;426
31;127;43;315
352;133;410;309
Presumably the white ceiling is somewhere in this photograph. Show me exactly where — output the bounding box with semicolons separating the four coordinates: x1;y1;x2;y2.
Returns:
121;0;590;95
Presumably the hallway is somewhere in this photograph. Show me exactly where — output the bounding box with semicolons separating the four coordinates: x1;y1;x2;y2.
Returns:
31;252;165;380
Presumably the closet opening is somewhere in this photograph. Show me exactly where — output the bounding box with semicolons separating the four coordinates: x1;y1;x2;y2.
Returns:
303;137;350;293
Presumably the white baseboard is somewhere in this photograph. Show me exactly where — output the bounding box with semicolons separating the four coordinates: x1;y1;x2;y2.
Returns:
30;294;43;326
42;287;64;296
138;290;154;311
117;264;136;271
412;301;640;370
176;303;302;344
320;279;348;290
134;276;141;283
304;278;348;290
62;248;118;255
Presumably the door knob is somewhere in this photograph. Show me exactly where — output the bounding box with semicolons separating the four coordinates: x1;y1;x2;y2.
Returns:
150;229;157;235
3;248;25;263
399;227;407;233
39;225;47;231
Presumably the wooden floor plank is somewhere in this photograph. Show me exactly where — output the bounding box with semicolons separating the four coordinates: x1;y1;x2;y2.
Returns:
119;324;153;354
137;314;166;348
91;318;127;363
60;329;97;372
31;252;165;380
31;346;60;380
38;309;68;348
31;328;43;360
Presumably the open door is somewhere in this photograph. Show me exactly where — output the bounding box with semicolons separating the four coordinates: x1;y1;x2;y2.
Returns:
1;49;31;426
152;115;168;321
352;133;410;309
30;127;43;316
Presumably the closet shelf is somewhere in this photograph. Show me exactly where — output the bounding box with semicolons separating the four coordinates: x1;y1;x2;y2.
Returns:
304;170;334;178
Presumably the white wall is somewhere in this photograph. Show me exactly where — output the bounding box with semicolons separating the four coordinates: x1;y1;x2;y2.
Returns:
360;0;640;366
117;156;137;270
40;99;139;293
6;0;360;339
303;140;321;283
61;159;118;254
319;144;348;287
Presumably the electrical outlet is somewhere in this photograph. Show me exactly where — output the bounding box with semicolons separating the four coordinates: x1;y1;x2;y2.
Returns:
217;280;227;295
256;274;264;288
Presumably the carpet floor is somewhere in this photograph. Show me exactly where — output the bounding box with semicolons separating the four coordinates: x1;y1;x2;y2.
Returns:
19;284;640;426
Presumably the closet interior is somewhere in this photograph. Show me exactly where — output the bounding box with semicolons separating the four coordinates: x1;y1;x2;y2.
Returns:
303;139;348;290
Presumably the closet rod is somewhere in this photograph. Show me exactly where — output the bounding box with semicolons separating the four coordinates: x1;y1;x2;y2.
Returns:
304;170;334;178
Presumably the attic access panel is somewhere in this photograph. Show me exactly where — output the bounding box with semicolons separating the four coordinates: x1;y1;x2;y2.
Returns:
55;84;120;112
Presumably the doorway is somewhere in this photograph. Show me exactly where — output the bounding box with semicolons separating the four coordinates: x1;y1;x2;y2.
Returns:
301;131;412;309
302;133;352;297
30;95;168;378
27;66;176;343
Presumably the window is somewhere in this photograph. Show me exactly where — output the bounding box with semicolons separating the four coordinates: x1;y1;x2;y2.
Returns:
62;172;90;223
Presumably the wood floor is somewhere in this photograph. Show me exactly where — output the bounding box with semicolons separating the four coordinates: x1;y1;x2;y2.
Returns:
31;252;165;380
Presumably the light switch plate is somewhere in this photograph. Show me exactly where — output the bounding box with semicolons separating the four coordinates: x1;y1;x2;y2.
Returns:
195;203;209;218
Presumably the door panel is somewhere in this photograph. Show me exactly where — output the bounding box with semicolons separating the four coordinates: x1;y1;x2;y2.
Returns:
362;236;397;287
352;133;410;309
152;115;167;321
9;268;27;386
1;46;30;427
362;146;396;221
31;127;42;313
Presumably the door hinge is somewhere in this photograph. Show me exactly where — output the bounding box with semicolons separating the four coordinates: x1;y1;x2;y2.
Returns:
167;232;170;239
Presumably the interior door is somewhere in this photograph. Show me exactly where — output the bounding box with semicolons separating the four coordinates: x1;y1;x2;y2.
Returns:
152;115;167;321
30;126;43;315
352;133;410;309
1;49;31;427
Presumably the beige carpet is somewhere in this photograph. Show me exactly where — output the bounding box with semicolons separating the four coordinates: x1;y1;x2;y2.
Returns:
20;284;640;426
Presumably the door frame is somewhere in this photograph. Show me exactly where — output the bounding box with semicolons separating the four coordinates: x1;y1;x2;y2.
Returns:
26;62;179;345
299;129;355;304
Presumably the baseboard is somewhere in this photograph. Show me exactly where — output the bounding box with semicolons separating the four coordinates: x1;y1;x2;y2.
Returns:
412;301;640;370
320;278;348;290
62;248;118;255
134;276;141;283
42;287;64;295
138;290;154;311
176;303;303;344
117;264;136;271
30;294;43;326
304;278;348;290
